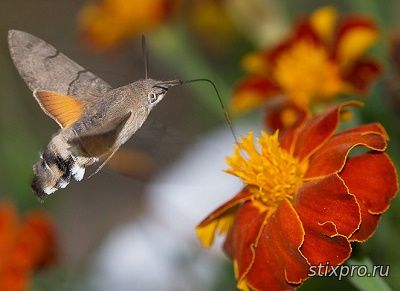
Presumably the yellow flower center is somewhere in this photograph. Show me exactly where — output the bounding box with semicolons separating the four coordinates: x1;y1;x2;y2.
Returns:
273;40;343;108
226;131;306;210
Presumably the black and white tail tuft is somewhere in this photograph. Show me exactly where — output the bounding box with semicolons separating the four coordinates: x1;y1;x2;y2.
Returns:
31;148;85;200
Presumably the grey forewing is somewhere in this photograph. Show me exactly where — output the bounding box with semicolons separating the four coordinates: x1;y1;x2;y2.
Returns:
8;30;111;99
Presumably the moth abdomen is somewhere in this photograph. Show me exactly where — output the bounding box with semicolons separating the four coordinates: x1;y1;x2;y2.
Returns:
31;146;85;199
31;175;47;201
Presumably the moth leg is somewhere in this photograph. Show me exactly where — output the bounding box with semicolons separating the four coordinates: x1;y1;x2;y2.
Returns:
71;156;98;181
87;147;120;179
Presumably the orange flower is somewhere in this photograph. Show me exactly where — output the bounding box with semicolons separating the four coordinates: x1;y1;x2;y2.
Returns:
79;0;176;51
232;6;381;130
196;102;397;290
0;202;56;291
79;0;238;53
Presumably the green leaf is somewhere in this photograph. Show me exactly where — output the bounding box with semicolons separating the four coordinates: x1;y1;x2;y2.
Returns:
347;257;392;291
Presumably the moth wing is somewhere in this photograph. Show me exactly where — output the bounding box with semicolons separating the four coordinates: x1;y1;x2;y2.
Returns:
69;112;133;178
8;30;111;100
34;90;86;128
69;112;132;157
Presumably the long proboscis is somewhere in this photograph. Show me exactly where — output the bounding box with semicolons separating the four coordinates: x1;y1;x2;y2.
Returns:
140;37;237;143
178;78;240;145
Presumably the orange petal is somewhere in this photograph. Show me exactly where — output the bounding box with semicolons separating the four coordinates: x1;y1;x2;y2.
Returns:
310;6;338;42
295;174;360;239
0;268;30;291
18;212;57;268
227;200;308;289
79;0;174;51
293;21;322;46
241;53;269;75
293;101;362;161
196;189;252;247
265;19;322;68
242;200;309;290
341;153;397;214
305;123;388;179
267;38;297;66
295;176;354;265
0;204;56;291
231;76;281;115
268;102;309;155
223;201;268;287
342;58;381;94
301;227;351;266
349;202;380;242
341;153;398;241
0;203;17;265
334;16;378;66
265;102;308;132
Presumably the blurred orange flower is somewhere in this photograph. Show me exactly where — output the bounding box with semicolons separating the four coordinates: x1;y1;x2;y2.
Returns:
0;202;56;291
232;6;381;130
79;0;176;51
79;0;239;53
196;102;397;290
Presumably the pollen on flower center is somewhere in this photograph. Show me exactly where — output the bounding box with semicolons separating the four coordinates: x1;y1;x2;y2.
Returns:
226;131;306;209
273;40;343;107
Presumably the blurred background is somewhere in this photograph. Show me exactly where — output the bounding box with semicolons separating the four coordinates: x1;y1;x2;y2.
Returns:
0;0;399;290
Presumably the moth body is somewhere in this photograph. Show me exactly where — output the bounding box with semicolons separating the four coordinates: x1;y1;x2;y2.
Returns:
31;131;96;199
72;80;158;145
8;29;179;199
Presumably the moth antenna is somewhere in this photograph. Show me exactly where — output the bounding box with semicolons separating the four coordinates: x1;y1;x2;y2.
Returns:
182;78;239;145
142;35;149;79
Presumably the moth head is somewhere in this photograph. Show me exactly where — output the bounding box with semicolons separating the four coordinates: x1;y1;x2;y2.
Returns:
147;80;183;108
147;85;168;107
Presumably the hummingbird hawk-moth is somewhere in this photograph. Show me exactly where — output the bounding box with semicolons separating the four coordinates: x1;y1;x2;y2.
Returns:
8;30;186;200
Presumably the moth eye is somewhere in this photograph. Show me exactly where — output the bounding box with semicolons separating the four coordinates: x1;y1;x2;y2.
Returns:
149;92;158;104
